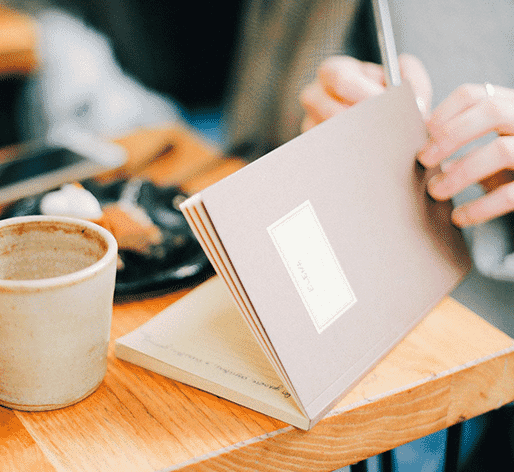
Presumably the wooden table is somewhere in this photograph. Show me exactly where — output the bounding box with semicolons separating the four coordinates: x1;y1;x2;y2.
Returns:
2;126;514;472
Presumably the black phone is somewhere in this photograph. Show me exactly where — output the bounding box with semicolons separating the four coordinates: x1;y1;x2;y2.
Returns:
0;144;116;205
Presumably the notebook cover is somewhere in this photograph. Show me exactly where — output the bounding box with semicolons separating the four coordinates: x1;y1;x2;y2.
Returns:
196;83;471;422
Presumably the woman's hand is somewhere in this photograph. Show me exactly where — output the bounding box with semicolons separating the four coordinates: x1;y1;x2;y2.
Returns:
299;53;432;132
418;83;514;227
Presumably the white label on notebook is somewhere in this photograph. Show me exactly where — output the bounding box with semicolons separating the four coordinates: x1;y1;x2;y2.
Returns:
267;200;357;334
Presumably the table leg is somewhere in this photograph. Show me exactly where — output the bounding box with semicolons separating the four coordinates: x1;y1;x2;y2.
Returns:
444;422;462;472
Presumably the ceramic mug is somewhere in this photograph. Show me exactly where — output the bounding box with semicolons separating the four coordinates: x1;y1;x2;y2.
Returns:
0;215;118;411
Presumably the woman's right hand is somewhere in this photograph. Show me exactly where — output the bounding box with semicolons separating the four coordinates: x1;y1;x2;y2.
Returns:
300;54;432;132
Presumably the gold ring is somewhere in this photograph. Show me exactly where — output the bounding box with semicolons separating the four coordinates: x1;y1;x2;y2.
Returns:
484;82;495;99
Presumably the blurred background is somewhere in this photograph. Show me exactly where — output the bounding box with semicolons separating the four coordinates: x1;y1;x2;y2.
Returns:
0;0;247;146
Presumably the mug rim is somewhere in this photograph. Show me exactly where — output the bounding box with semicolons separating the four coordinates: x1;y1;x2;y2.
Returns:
0;215;118;290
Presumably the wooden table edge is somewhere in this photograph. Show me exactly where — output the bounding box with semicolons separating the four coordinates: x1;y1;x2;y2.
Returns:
3;126;514;472
164;342;514;471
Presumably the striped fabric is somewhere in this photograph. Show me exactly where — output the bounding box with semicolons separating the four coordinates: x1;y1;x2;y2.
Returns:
224;0;362;159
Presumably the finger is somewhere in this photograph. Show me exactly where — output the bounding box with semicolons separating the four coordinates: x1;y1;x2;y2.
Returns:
419;84;488;167
419;85;514;167
300;81;350;124
317;55;385;104
427;136;514;200
434;97;514;162
398;54;432;117
451;180;514;227
429;83;488;126
359;59;386;86
436;92;514;143
301;115;317;133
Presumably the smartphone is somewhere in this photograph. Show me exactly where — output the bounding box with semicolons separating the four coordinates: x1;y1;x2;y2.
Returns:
0;144;116;205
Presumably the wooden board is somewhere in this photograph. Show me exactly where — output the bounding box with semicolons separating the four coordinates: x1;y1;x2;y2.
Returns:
3;293;513;472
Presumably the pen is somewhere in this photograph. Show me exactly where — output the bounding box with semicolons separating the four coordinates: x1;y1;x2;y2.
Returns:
372;0;402;87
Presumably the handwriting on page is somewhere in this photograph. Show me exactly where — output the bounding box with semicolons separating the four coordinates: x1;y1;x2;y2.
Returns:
142;332;291;399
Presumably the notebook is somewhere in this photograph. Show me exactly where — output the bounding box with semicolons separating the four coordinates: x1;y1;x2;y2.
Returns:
115;83;471;429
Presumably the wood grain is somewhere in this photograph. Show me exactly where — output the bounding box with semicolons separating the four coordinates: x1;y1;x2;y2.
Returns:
167;299;514;471
2;125;514;471
12;292;514;472
0;408;56;471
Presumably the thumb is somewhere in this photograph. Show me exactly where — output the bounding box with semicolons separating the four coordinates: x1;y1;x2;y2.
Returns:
398;54;432;118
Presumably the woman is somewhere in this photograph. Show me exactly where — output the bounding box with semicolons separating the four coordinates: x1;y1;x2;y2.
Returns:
297;15;514;472
225;0;514;469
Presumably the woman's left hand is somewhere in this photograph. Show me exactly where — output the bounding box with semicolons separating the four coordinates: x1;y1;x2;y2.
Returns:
299;53;432;132
418;83;514;227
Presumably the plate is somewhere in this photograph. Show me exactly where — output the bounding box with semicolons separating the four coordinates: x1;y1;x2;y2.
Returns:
0;179;214;297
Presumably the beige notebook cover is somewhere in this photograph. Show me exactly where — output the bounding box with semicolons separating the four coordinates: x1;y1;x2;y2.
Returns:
116;83;471;429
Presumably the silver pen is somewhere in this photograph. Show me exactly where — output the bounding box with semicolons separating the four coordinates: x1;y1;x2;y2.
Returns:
372;0;401;87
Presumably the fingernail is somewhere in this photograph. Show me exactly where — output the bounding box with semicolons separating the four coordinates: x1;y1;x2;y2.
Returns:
451;207;469;227
416;97;427;117
418;142;439;168
427;173;448;199
440;158;454;173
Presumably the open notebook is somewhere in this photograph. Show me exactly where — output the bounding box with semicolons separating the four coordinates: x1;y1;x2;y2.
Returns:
116;83;471;429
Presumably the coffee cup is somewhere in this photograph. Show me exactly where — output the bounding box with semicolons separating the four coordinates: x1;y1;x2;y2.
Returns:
0;215;117;411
